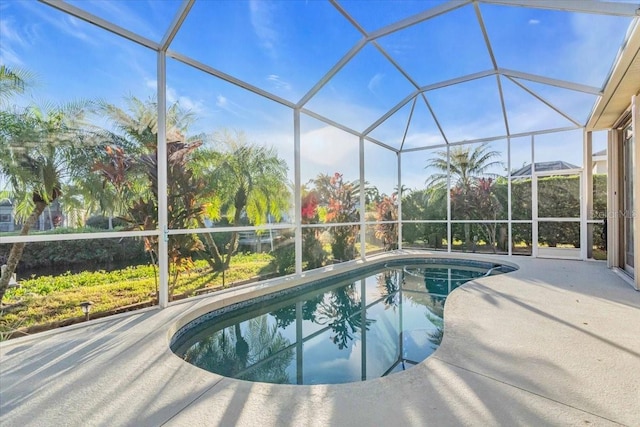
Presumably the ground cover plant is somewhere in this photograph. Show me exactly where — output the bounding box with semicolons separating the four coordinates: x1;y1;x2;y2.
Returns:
0;252;275;339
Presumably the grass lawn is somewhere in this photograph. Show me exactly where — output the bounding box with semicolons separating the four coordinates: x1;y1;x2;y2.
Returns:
1;253;276;339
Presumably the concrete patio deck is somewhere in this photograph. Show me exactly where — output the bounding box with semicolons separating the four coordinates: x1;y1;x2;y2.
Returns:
1;254;639;426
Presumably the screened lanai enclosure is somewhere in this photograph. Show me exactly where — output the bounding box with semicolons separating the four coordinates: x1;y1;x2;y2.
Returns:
1;0;639;333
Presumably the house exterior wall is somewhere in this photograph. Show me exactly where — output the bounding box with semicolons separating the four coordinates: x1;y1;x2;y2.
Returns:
0;200;64;233
608;93;639;290
593;157;607;174
0;205;15;232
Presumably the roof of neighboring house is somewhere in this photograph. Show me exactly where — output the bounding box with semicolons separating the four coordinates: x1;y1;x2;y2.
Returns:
511;161;579;177
0;198;13;207
593;149;607;157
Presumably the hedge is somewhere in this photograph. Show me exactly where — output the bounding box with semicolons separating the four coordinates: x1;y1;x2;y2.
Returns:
401;174;607;248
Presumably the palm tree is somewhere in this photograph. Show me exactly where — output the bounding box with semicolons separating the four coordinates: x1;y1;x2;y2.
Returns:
425;143;502;250
0;65;35;104
0;101;98;302
95;97;209;295
425;143;502;191
183;315;294;384
192;130;290;269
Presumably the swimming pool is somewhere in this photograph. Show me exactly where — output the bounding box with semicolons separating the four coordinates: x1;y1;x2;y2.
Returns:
171;258;516;385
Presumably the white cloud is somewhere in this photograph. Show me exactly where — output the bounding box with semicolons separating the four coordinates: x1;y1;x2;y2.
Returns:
214;94;247;118
367;73;384;94
403;131;446;149
249;0;279;58
216;94;227;108
267;74;291;91
0;18;27;47
528;19;540;25
163;85;204;114
0;19;26;65
144;78;157;90
18;1;96;46
82;0;159;40
300;125;360;180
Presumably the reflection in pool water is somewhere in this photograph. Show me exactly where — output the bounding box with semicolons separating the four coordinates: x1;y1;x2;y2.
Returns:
171;260;514;385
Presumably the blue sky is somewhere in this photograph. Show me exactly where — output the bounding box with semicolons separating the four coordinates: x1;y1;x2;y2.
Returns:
0;0;633;191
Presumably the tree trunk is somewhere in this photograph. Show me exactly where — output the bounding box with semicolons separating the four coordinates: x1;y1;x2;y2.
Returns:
464;223;471;252
224;204;244;269
0;201;48;303
196;219;224;271
224;231;238;268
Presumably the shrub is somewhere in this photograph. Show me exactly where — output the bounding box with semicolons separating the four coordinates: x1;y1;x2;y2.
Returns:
0;237;148;273
85;215;128;229
269;242;295;275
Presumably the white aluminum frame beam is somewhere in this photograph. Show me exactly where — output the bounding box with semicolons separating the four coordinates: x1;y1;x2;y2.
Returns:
299;108;362;138
478;0;640;17
160;0;194;51
372;41;422;89
364;70;496;143
364;135;399;153
368;0;473;41
631;95;640;290
531;134;538;258
474;2;510;136
294;109;303;274
359;136;366;259
363;91;419;136
446;145;452;252
0;229;159;245
507;137;512;255
296;39;368;109
420;93;450;144
499;69;602;95
330;0;368;37
420;69;496;92
399;97;418;151
606;129;620;269
299;108;399;153
506;76;583;127
157;52;169;308
39;0;160;50
397;153;403;249
165;223;294;236
167;51;296;109
583;130;593;259
401;125;580;153
368;64;601;152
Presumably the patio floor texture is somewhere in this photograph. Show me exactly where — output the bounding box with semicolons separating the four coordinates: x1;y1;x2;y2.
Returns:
1;255;639;426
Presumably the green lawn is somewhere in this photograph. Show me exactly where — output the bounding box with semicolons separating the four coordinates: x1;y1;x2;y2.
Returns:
1;253;275;338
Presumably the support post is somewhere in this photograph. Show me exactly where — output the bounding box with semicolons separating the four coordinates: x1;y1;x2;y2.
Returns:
631;95;640;290
157;51;169;308
607;129;619;269
584;131;593;259
294;109;302;274
446;145;451;252
397;153;403;250
360;137;366;260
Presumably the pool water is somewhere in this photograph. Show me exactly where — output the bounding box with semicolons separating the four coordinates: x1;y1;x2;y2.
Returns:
171;259;514;385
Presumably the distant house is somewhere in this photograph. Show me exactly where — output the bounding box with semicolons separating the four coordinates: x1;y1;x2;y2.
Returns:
0;198;64;233
511;151;607;177
511;161;579;177
0;199;15;232
593;149;607;174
